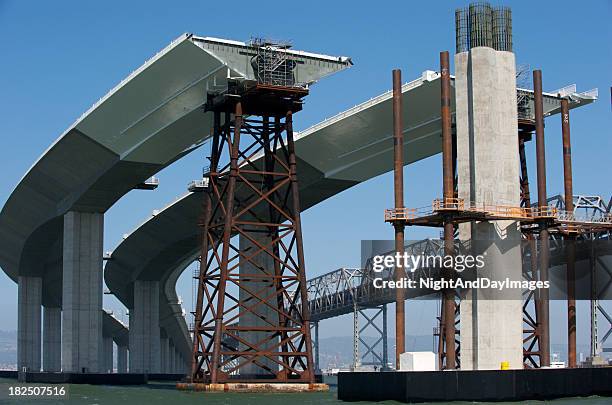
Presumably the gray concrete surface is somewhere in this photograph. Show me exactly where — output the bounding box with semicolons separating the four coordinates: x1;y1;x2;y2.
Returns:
239;233;279;375
62;211;104;373
117;344;128;373
456;46;523;370
42;306;61;372
17;276;42;371
129;280;160;373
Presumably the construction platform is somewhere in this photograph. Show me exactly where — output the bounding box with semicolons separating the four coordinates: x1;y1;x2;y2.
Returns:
176;382;329;393
385;197;612;235
337;368;612;403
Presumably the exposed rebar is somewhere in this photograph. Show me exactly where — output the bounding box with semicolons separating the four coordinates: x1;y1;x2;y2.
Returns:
456;2;512;53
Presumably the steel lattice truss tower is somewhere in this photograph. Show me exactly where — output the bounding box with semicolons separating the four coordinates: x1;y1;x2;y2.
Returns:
191;81;314;383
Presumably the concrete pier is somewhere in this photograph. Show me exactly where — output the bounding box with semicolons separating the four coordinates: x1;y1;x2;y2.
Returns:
117;344;128;373
17;276;42;372
42;306;61;372
176;350;185;374
62;211;104;373
160;332;169;373
238;234;279;375
129;280;160;373
103;336;113;373
169;342;176;373
455;46;523;369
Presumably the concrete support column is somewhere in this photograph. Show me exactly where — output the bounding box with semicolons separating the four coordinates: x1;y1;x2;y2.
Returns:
176;352;183;374
239;233;278;376
103;336;113;373
17;276;42;372
117;345;128;373
129;280;160;373
160;333;169;373
62;211;103;373
42;306;61;372
169;342;175;373
456;47;523;370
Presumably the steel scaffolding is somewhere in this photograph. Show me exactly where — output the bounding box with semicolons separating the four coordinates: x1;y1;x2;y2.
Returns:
190;78;315;383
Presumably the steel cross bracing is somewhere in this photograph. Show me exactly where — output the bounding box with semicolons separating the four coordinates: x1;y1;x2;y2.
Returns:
305;239;449;322
310;322;321;373
301;195;610;369
190;84;315;384
352;304;389;370
545;194;612;358
436;287;461;370
519;137;542;368
190;191;610;375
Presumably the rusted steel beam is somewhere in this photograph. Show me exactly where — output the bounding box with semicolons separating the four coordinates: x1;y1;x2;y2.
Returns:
561;98;577;368
519;135;543;368
286;110;316;382
533;70;547;209
533;70;550;367
264;115;291;377
440;51;456;369
192;86;315;384
210;101;243;382
191;111;222;381
392;69;406;369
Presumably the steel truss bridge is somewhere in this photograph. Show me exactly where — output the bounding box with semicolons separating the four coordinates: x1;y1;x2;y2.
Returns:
305;194;612;370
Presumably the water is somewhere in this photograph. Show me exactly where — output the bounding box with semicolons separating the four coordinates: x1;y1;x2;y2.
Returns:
0;379;609;405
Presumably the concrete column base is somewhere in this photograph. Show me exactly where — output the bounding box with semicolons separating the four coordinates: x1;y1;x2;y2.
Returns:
117;345;128;373
239;234;279;375
18;276;42;372
103;336;113;373
61;211;104;373
169;343;175;374
160;334;169;373
129;280;160;373
43;306;61;372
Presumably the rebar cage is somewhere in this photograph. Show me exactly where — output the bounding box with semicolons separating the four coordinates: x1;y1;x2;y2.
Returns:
455;2;512;53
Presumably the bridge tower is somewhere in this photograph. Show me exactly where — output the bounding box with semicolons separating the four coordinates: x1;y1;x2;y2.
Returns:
190;39;344;385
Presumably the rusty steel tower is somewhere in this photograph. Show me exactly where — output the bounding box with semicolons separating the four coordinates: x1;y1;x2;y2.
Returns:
190;39;350;385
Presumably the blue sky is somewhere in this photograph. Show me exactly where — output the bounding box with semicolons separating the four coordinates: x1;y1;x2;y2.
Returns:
0;0;610;356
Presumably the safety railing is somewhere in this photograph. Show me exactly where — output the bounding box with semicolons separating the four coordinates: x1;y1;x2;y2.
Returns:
384;208;418;221
433;197;465;211
529;205;558;219
386;198;564;222
557;210;612;224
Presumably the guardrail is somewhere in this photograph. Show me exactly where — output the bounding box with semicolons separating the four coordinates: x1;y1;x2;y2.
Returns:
385;198;565;222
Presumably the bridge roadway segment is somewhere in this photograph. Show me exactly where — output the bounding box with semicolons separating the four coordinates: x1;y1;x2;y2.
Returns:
0;34;351;372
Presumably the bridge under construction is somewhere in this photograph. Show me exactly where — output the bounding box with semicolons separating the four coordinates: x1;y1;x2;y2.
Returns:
0;0;610;400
